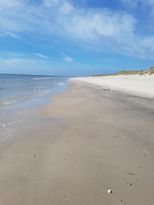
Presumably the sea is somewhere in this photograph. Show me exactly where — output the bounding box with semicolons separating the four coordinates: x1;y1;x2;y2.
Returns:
0;74;68;142
0;74;68;108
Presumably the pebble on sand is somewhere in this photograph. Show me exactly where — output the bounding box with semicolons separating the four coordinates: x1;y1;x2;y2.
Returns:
107;189;113;194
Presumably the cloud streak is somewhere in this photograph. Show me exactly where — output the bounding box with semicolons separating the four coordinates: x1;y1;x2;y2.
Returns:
34;53;50;60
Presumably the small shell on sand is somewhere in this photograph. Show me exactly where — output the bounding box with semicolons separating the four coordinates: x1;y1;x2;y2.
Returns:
107;189;113;194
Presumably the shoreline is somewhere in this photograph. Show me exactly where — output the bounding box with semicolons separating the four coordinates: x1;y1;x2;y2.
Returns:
0;77;68;144
0;82;154;204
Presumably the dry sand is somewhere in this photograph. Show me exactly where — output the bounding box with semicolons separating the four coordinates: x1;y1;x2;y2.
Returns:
72;74;154;99
0;82;154;205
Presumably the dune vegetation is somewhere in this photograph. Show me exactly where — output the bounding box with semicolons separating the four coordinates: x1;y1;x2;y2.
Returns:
94;66;154;76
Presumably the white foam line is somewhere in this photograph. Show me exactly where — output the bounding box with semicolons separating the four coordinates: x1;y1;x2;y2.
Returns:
0;134;10;142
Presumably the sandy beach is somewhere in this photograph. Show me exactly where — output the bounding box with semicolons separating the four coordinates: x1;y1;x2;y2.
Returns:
0;80;154;205
72;74;154;99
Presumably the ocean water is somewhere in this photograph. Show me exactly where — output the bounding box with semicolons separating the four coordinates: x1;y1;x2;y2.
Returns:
0;74;68;142
0;74;68;108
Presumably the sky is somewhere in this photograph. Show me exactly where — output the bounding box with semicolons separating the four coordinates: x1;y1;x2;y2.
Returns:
0;0;154;76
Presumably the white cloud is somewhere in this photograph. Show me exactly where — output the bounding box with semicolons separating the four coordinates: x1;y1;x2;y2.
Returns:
63;56;73;62
0;0;21;8
0;0;154;58
0;57;32;65
119;0;138;9
0;52;50;65
34;53;50;60
119;0;154;9
59;1;74;14
0;57;49;67
64;11;135;41
0;31;20;39
4;58;19;65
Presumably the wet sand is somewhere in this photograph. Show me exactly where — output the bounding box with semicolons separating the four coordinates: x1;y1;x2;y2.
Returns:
0;82;154;205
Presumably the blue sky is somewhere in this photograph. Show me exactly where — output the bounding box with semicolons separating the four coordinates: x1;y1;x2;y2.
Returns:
0;0;154;76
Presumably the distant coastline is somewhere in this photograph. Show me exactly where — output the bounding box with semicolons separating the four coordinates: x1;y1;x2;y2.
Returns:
93;66;154;76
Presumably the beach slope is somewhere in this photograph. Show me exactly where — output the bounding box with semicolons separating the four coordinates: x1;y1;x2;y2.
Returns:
0;82;154;205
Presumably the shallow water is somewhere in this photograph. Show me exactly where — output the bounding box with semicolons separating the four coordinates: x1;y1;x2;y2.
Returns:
0;74;68;142
0;74;68;108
